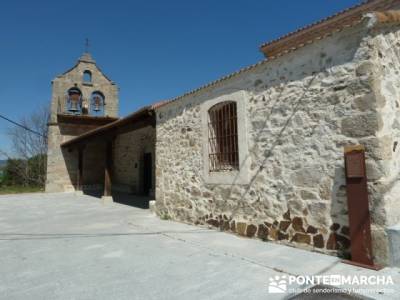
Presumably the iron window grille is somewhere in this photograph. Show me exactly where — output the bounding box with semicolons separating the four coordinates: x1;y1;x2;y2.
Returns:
208;101;239;172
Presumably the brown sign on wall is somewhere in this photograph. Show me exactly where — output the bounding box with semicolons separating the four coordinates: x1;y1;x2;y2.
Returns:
345;151;365;178
343;145;381;270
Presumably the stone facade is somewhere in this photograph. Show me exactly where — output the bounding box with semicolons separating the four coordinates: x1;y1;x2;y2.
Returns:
46;123;106;192
365;21;400;265
49;53;118;122
46;53;119;193
113;126;156;195
154;20;400;265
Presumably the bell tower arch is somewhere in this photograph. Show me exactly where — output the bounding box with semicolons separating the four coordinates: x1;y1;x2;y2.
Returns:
49;52;118;121
46;52;119;192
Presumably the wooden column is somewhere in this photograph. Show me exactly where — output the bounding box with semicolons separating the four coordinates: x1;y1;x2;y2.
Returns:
104;140;113;197
77;147;84;191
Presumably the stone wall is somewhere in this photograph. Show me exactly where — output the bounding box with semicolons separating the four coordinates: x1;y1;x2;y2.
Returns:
46;123;155;195
49;56;118;122
46;123;101;192
364;23;400;264
113;126;156;195
154;21;400;265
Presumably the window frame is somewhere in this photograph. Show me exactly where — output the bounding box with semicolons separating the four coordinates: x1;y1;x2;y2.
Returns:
208;101;239;172
83;70;92;83
201;90;250;185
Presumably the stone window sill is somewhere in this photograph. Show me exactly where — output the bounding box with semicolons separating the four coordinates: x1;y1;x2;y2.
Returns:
205;169;249;185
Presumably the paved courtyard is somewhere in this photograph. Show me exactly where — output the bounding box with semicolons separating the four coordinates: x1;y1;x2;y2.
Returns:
0;193;399;300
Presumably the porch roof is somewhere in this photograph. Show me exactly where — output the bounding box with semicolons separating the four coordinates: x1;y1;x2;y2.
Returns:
61;105;156;148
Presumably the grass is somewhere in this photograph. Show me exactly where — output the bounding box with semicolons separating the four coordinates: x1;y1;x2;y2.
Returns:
0;185;43;195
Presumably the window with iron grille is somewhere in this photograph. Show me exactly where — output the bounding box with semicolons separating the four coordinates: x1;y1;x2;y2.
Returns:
208;101;239;172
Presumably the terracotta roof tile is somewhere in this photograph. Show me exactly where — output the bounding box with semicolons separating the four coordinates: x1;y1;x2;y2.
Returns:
372;9;400;23
260;0;400;57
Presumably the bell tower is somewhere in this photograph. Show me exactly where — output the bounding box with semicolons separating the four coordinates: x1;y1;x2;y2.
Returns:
46;52;119;192
49;52;118;121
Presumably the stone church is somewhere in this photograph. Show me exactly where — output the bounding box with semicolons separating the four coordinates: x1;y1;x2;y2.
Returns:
47;0;400;267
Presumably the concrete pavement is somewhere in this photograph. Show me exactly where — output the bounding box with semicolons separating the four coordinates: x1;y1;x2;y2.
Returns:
0;193;399;300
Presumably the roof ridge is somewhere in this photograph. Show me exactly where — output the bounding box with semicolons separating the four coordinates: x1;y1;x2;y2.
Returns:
57;54;115;84
259;0;400;57
259;0;371;50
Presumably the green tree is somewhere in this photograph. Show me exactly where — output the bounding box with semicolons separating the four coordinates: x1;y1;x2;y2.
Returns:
0;105;49;188
2;159;25;186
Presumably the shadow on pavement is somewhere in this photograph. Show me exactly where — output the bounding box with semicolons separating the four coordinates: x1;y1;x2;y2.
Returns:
83;189;151;209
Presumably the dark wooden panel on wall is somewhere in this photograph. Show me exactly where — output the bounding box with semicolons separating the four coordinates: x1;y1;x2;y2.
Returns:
77;147;83;191
104;140;113;197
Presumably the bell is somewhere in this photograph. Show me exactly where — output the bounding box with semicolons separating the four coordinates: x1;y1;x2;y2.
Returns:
69;100;79;112
93;96;102;112
68;91;81;112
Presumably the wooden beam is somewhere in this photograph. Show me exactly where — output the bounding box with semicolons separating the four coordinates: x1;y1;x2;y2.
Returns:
57;114;118;126
61;111;155;149
104;140;113;197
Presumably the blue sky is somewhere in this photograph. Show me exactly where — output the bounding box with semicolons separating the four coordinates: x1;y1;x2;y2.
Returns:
0;0;360;156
